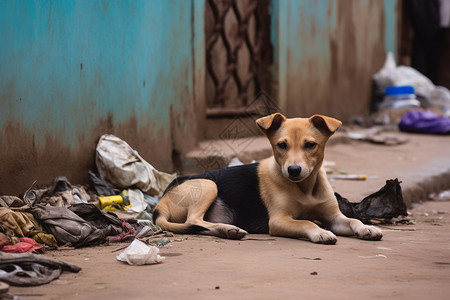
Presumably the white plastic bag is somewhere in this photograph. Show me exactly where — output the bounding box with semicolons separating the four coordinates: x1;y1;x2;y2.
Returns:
429;86;450;115
373;53;450;115
373;52;435;97
95;134;176;196
126;189;147;213
116;239;165;265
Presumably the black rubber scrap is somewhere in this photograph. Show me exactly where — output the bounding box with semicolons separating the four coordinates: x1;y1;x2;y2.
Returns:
336;178;408;222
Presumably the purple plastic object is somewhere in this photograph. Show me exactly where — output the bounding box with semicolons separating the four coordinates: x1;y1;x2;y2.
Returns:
398;110;450;134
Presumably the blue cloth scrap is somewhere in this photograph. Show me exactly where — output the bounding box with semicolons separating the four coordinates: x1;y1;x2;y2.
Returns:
399;110;450;134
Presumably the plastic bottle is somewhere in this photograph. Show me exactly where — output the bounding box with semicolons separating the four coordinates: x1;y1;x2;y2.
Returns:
98;195;126;208
379;85;421;109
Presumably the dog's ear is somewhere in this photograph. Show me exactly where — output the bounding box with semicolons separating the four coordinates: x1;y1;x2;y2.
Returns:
256;113;286;136
310;115;342;136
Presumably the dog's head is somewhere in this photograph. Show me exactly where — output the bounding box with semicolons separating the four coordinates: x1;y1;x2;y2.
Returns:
256;113;341;182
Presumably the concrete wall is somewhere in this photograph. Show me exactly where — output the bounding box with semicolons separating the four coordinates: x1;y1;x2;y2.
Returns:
0;0;205;195
272;0;397;121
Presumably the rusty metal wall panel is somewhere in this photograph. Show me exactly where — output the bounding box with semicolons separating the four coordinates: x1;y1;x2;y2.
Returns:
274;0;397;121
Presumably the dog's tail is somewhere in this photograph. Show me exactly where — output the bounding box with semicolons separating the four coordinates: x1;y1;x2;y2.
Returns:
152;208;209;234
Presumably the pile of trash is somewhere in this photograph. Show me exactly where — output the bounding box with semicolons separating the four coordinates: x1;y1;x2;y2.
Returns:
0;135;176;286
340;52;450;147
370;52;450;135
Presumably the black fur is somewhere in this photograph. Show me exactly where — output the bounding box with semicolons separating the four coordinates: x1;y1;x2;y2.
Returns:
152;208;160;224
188;224;210;233
163;163;270;233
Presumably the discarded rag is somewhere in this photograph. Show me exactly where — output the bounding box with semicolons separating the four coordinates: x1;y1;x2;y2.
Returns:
88;170;116;196
0;207;57;248
31;176;92;207
68;203;124;237
0;208;40;239
1;237;44;254
0;196;27;208
29;205;94;247
29;203;124;247
0;252;81;286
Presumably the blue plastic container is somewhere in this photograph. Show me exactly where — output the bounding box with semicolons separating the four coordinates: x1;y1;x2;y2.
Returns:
380;85;421;109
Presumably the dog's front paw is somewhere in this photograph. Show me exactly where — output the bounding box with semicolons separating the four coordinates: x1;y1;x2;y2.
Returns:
309;230;337;244
227;227;248;240
355;225;382;241
216;225;247;240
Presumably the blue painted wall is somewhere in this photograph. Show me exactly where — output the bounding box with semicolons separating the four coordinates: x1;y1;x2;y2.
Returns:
383;0;398;55
0;0;204;194
1;0;196;148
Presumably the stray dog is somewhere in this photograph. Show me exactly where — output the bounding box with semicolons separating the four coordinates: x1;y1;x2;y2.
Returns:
153;113;382;244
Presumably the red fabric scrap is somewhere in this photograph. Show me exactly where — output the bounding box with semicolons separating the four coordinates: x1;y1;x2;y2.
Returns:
1;237;45;254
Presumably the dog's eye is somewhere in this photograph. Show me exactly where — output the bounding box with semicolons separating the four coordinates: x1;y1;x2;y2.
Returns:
304;142;316;149
277;142;287;150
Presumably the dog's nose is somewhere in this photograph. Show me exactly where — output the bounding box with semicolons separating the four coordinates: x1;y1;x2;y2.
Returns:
288;165;302;177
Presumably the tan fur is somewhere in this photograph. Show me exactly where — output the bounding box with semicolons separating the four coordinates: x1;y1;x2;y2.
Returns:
154;113;382;244
154;179;247;239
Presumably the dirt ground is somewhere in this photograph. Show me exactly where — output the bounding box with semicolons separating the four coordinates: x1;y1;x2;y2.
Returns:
5;200;450;300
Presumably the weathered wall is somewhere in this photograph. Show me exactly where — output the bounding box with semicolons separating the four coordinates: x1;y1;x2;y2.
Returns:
273;0;397;121
0;0;398;195
0;0;205;195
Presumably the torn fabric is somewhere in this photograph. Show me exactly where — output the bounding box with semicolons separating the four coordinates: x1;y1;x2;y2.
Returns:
30;204;124;247
0;252;81;286
0;208;57;247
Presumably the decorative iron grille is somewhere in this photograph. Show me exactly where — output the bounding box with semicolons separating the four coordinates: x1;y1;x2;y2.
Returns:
205;0;272;117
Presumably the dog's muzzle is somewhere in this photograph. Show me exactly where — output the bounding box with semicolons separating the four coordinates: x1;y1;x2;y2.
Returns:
287;165;302;181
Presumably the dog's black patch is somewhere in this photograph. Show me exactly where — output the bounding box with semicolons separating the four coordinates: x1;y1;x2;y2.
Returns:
152;208;160;224
204;197;234;224
164;163;270;234
188;224;210;233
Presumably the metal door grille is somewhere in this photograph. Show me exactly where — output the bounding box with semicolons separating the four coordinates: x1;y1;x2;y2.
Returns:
205;0;272;117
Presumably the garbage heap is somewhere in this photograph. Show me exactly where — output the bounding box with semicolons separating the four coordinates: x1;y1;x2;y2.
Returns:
0;134;176;254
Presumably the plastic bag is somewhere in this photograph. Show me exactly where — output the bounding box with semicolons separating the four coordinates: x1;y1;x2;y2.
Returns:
116;239;165;265
429;87;450;116
373;52;435;97
126;189;148;213
95;134;176;196
336;178;408;221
